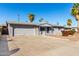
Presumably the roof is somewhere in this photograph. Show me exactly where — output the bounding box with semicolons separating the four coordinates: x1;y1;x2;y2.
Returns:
7;21;77;28
39;23;52;27
52;25;64;28
64;26;77;29
7;22;39;26
7;21;65;28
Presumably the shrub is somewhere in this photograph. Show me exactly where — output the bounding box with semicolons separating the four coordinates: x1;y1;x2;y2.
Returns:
62;29;76;36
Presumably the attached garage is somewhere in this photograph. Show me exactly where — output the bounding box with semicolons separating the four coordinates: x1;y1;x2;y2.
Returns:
7;22;39;36
14;26;35;36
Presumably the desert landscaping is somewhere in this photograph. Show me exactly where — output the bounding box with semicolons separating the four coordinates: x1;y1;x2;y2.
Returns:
1;33;79;56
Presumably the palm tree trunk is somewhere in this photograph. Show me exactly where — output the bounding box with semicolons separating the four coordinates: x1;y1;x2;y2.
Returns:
77;20;79;28
77;20;79;32
76;15;79;32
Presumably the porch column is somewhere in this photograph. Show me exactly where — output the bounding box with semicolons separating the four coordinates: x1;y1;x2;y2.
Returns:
38;26;41;35
39;26;42;35
50;27;52;34
45;27;47;35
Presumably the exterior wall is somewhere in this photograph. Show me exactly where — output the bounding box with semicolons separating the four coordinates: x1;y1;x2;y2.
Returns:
34;26;39;36
8;24;14;36
53;28;62;35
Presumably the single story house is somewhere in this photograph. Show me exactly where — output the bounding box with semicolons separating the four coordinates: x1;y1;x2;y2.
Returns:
6;21;66;37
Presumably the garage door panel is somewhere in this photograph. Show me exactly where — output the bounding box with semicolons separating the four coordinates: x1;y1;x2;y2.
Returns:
14;28;35;36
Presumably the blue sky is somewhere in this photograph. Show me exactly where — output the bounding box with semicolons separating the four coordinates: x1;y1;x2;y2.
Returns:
0;3;77;27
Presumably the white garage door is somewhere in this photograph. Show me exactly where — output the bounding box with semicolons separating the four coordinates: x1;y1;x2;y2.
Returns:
14;28;35;36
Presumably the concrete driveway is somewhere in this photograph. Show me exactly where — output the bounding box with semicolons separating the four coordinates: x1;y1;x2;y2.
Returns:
1;35;79;56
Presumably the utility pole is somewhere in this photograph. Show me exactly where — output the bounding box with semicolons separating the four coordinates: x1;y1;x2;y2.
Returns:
17;14;20;22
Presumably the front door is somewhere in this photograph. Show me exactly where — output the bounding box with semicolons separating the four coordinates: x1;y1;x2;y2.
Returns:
47;27;50;33
40;27;46;35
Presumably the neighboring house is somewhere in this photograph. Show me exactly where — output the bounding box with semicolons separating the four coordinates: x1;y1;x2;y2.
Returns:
71;27;78;32
0;25;8;35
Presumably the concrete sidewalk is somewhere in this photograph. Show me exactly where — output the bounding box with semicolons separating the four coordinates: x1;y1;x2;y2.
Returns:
0;35;20;56
0;35;9;56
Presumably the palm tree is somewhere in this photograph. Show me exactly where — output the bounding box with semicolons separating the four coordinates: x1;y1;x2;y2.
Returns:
28;14;35;22
71;3;79;29
39;18;44;22
67;19;72;27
